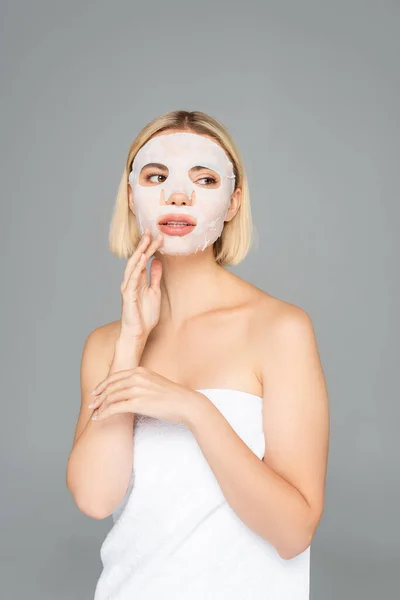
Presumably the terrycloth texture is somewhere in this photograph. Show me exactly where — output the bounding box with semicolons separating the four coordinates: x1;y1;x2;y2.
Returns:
94;388;310;599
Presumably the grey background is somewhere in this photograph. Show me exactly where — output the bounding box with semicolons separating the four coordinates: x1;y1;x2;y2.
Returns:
1;1;399;598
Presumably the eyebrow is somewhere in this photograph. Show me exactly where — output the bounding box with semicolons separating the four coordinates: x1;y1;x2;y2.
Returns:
190;165;216;172
141;162;168;171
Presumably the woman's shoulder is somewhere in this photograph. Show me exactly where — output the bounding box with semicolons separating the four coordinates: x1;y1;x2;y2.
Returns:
81;319;122;363
230;272;310;325
235;278;313;343
84;318;122;341
238;283;317;387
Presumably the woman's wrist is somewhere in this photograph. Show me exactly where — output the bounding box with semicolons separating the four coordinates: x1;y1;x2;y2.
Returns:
111;332;147;371
117;328;147;348
183;391;213;430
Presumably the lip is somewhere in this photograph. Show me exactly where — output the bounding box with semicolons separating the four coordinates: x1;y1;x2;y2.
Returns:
157;213;197;237
157;213;197;226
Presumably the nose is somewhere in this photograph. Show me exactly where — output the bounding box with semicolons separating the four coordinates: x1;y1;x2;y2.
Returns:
161;190;194;206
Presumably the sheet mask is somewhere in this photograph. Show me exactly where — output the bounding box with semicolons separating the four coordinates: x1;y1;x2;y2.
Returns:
128;132;236;255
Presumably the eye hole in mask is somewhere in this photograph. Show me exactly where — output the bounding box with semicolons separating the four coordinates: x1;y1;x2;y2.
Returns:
138;164;221;190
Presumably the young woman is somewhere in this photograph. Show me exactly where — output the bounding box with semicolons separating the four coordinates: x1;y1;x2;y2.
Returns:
67;110;329;599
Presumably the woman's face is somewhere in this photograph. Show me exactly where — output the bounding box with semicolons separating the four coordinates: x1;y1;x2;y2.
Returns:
128;131;239;255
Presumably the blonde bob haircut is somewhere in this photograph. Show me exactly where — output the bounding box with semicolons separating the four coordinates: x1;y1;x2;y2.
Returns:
109;110;255;266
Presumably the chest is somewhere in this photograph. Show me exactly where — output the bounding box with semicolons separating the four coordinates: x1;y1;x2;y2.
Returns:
139;309;261;392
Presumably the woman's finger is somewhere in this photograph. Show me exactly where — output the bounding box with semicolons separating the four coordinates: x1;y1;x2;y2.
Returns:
89;378;136;409
125;232;164;293
149;258;163;293
121;229;151;291
96;386;137;410
90;368;134;396
128;252;148;288
92;398;135;421
142;232;164;262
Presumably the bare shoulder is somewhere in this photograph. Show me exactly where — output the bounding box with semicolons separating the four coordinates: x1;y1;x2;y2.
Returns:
79;319;123;393
222;272;316;351
81;319;122;364
236;281;321;385
245;286;317;352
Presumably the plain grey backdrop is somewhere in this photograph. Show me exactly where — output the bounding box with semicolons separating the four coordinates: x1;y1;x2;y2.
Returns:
1;1;399;598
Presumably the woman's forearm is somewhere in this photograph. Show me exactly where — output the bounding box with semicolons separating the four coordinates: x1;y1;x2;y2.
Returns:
185;397;314;560
67;335;145;519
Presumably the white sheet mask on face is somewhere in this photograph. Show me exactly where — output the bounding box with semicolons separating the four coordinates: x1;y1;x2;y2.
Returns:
128;132;236;255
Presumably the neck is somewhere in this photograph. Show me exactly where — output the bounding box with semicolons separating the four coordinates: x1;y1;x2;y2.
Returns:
154;245;228;328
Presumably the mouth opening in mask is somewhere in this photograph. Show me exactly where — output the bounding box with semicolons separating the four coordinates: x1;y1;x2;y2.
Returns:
157;213;197;237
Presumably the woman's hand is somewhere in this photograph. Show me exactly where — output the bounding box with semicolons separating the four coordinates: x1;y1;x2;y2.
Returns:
88;366;206;425
120;228;164;340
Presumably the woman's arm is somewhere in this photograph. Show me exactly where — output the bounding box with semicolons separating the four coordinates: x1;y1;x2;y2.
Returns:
66;230;162;519
185;305;329;560
66;324;145;519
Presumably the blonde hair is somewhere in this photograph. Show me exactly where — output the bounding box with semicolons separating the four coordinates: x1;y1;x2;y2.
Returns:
109;110;256;266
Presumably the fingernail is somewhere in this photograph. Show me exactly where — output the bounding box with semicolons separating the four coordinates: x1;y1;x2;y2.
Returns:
91;411;98;420
88;401;95;408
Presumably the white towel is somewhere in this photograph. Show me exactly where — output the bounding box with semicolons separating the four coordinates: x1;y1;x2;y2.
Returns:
94;388;310;599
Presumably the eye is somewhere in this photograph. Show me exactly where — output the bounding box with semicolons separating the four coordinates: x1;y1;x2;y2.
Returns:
144;173;167;184
196;176;218;186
